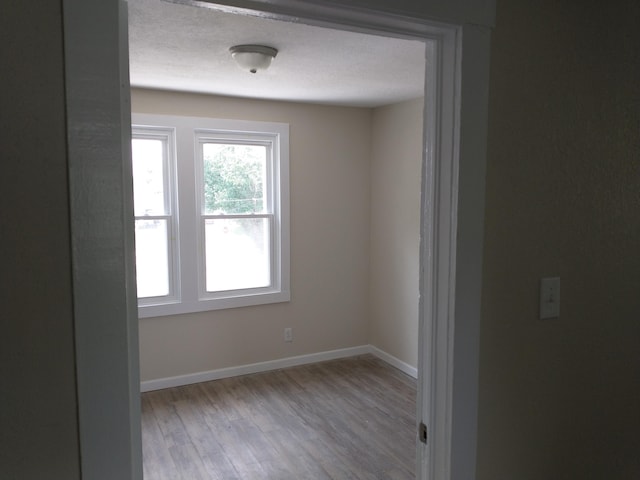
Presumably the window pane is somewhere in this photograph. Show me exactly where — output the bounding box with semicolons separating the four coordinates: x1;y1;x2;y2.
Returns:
204;218;270;292
202;143;267;214
135;219;170;298
132;138;167;216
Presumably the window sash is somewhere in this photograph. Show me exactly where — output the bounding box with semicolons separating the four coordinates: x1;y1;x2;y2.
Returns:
131;132;173;216
195;130;280;301
134;216;175;300
199;214;275;297
199;140;272;215
197;137;275;215
131;126;179;306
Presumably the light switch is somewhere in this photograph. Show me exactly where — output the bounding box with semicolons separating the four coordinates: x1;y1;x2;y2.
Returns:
540;277;560;319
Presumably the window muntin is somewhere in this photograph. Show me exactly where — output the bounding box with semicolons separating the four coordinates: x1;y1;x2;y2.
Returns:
132;114;290;318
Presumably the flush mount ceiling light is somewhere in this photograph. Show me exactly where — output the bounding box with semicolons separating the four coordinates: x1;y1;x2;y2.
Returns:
229;45;278;74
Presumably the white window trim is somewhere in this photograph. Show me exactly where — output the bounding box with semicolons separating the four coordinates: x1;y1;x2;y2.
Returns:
132;113;290;318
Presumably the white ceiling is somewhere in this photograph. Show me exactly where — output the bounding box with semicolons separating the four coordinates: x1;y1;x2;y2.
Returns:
128;0;427;107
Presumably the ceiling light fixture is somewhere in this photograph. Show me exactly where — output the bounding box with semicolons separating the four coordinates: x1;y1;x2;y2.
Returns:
229;45;278;74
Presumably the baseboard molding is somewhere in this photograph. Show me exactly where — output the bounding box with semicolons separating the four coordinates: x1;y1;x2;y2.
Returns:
140;344;417;392
368;345;418;379
140;345;370;392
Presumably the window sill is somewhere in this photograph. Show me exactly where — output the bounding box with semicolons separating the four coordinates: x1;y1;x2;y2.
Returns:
137;290;291;318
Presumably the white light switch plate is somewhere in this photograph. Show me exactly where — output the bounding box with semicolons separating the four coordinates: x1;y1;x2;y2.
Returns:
540;277;560;319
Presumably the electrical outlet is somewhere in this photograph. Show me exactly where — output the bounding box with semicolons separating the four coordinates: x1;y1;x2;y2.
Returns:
284;327;293;342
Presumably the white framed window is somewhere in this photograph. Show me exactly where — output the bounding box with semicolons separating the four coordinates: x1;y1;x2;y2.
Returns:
132;114;290;318
131;127;180;306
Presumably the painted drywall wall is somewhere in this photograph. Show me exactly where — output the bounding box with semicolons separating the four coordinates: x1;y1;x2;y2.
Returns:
132;88;372;381
369;98;424;368
0;4;81;480
477;0;640;478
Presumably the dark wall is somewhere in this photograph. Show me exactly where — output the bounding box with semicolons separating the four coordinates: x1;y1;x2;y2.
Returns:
0;3;81;479
478;0;640;478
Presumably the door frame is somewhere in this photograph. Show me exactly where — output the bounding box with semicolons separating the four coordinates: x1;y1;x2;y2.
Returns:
62;1;491;479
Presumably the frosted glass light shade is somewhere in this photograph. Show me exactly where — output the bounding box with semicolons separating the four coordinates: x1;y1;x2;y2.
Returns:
230;45;278;74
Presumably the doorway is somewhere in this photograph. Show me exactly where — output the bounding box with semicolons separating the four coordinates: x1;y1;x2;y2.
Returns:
129;0;426;475
62;1;485;479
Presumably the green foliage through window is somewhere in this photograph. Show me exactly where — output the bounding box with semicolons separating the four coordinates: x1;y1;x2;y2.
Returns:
203;143;266;214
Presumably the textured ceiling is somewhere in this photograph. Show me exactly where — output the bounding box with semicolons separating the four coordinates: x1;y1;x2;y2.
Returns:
128;0;427;107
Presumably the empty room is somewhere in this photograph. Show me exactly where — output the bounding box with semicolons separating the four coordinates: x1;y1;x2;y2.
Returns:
128;0;426;477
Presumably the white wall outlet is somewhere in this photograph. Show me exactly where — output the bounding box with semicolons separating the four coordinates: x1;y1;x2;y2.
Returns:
284;327;293;342
540;277;560;319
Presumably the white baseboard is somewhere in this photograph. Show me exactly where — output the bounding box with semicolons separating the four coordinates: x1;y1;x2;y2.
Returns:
140;345;370;392
140;344;417;392
368;345;418;378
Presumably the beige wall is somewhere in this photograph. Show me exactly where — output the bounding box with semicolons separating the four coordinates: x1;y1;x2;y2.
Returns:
132;89;373;381
369;99;424;367
1;4;81;479
477;0;640;478
133;90;425;380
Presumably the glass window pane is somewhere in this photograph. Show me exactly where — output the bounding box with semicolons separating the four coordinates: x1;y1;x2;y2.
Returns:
135;219;170;298
132;138;167;216
204;218;270;292
202;143;267;215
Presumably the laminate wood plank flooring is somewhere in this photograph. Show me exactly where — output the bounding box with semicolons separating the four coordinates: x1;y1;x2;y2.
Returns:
141;354;417;479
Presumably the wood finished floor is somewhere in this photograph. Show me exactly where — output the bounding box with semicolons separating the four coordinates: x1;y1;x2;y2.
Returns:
141;355;417;480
